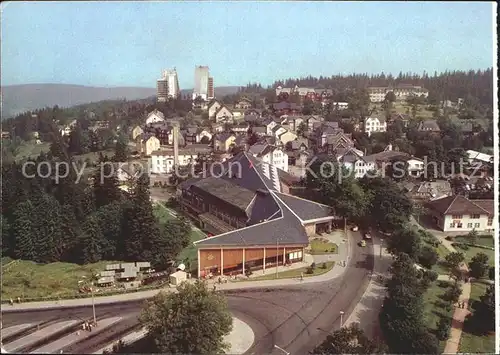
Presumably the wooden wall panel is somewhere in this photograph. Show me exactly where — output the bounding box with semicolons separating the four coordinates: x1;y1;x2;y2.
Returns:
223;249;244;269
199;249;221;271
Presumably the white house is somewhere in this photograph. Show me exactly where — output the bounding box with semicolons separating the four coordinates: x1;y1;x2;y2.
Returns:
337;149;376;179
150;145;212;174
248;144;288;172
214;106;234;123
265;120;279;135
208;100;223;118
196;129;213;143
466;150;494;165
145;110;165;125
426;195;494;233
398;156;425;177
331;102;349;110
364;117;387;137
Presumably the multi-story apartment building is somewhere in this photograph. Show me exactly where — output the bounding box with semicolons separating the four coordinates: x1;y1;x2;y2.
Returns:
193;66;210;101
150;145;212;174
364;117;387;137
367;85;429;103
156;69;180;102
208;77;215;100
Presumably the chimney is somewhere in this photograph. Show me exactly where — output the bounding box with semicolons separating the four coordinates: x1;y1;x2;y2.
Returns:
173;122;180;167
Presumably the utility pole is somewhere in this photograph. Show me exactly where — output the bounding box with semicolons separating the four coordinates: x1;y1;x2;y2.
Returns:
339;310;344;329
91;281;96;326
380;238;384;258
276;238;280;279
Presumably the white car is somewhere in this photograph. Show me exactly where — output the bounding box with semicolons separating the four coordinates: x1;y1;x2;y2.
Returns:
352;226;359;231
364;233;372;240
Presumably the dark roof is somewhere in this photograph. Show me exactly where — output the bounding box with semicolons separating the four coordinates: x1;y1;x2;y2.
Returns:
191;177;255;211
183;152;333;247
194;194;307;247
418;120;441;132
272;102;300;111
275;192;331;221
252;126;267;134
214;132;235;142
426;195;493;216
363;150;410;163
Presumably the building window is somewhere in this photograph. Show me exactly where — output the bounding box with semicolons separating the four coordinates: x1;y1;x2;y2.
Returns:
467;223;473;228
457;223;463;228
474;223;480;228
449;222;455;228
487;217;493;226
470;214;480;219
451;214;463;219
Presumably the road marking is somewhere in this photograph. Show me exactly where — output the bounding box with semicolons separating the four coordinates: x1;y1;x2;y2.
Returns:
1;323;33;338
30;317;123;354
5;320;79;352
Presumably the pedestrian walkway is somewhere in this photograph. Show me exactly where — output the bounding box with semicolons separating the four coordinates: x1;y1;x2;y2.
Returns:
343;235;391;338
410;217;471;354
93;328;148;354
30;317;122;354
224;317;254;354
5;320;79;353
2;233;354;312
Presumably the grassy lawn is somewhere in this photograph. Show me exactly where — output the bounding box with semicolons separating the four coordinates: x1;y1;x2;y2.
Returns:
309;238;338;255
454;245;495;267
459;281;496;353
15;141;51;161
422;280;455;352
453;236;494;248
1;258;122;300
250;262;335;281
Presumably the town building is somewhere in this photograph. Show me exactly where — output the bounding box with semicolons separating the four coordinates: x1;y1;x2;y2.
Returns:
157;69;180;102
193;65;211;101
466;150;494;165
214;106;234;123
367;85;429;103
208;77;215;100
426;195;494;232
130;125;144;140
235;97;252;110
136;134;161;156
248;143;289;172
150;145;212;174
213;132;236;152
178;152;335;278
417;119;441;133
208;99;223;119
364;117;387;137
145;109;165;125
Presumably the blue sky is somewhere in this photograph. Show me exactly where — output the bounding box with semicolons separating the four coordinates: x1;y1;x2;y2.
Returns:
1;1;495;88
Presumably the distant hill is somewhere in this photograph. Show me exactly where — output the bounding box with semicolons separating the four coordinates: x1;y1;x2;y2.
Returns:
1;84;241;120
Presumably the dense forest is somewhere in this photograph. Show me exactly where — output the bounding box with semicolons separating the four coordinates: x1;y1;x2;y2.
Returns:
1;138;191;267
239;69;494;115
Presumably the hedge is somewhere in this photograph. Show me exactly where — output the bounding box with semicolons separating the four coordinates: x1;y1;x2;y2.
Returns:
451;242;494;251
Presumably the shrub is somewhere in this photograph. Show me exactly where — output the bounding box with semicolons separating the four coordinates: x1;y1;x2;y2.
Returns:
321;262;327;269
444;283;462;303
418;245;439;269
469;252;489;279
488;266;495;281
423;270;438;282
306;266;314;274
437;280;451;288
311;262;316;269
445;236;454;241
435;317;452;340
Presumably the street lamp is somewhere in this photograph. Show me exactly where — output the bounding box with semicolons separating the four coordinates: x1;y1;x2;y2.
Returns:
274;344;290;355
379;238;384;258
276;237;282;279
339;310;345;329
79;274;98;326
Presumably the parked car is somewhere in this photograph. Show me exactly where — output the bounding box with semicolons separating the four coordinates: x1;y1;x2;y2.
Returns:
364;233;372;240
352;226;359;231
359;240;366;247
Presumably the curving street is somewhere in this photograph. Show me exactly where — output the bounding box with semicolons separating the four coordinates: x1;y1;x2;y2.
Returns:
1;231;374;354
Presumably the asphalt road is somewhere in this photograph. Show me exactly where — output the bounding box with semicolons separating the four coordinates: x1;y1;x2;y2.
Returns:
1;232;374;355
